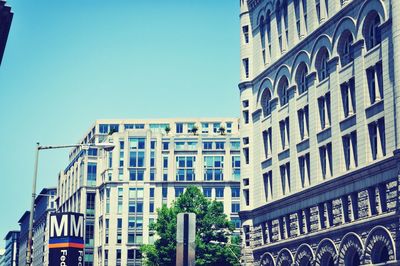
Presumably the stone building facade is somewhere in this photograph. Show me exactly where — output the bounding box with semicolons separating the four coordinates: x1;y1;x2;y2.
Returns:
57;118;241;265
238;0;400;265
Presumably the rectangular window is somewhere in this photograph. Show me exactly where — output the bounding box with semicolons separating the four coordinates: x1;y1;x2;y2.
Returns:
231;203;240;213
129;188;144;199
176;156;196;181
263;171;273;201
149;188;155;198
129;138;145;150
129;169;144;181
243;58;249;78
99;124;109;134
176;123;183;133
232;156;240;181
162;142;169;150
226;122;233;133
149;202;154;213
213;123;221;133
367;62;384;104
150;169;155;181
175;187;184;197
342;131;357;170
297;106;309;140
230;141;240;150
175;142;185;150
215;142;225;150
341;78;356;118
318;93;331;130
203;187;212;198
201;123;209;133
280;163;290;195
262;128;272;158
243;147;249;164
231;187;240;198
298;153;310;188
215;187;224;198
319;143;333;178
203;142;213;150
368;118;386;160
243;110;249;124
162;187;168;198
243;189;250;206
87;163;97;186
204;156;224;181
242;25;249;43
279;118;290;150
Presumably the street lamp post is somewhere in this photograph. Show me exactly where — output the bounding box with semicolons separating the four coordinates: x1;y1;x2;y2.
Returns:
25;142;114;266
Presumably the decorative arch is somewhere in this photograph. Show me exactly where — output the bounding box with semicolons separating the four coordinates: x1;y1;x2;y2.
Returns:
315;238;337;266
276;248;293;266
260;87;273;117
310;34;332;69
332;16;357;53
294;244;314;266
256;77;274;108
338;232;363;266
336;29;355;67
260;252;275;266
314;46;330;82
364;226;395;264
356;0;386;39
290;50;311;85
273;64;291;95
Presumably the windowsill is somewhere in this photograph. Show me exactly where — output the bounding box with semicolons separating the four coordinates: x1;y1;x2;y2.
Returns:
297;137;309;146
278;103;289;113
262;113;272;123
317;126;331;135
339;113;356;124
366;98;384;111
278;147;290;156
364;43;381;58
316;76;330;87
261;156;272;165
339;60;354;73
296;90;308;101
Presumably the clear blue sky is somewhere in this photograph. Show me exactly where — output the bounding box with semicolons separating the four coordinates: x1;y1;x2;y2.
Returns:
0;0;239;245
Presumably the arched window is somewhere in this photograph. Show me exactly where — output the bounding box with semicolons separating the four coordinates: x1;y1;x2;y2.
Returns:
278;76;289;106
260;16;265;47
260;16;266;63
261;88;272;116
338;31;354;66
364;11;381;51
316;47;329;82
266;11;271;57
296;63;308;94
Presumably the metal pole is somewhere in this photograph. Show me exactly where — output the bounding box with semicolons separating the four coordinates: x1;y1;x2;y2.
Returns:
26;143;40;266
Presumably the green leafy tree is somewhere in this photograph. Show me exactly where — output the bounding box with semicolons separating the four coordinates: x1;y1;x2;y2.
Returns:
141;186;241;266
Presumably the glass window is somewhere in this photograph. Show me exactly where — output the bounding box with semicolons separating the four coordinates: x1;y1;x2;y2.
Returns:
203;142;213;150
215;142;225;150
176;123;183;133
150;188;155;198
203;187;212;198
215;188;224;198
231;187;240;198
230;141;240;150
201;123;209;133
99;124;108;134
231;203;240;213
162;187;168;198
175;187;184;197
162;142;169;150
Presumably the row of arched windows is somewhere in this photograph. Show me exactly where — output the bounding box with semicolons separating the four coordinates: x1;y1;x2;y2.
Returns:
259;8;383;117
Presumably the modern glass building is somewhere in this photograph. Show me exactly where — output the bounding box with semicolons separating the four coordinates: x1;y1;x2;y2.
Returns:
238;0;400;265
57;118;241;265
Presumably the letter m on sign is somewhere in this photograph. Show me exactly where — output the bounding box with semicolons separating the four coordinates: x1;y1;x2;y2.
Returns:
50;214;68;237
70;214;83;238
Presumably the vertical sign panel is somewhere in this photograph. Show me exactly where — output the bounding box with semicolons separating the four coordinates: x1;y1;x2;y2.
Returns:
176;212;195;266
49;212;84;265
